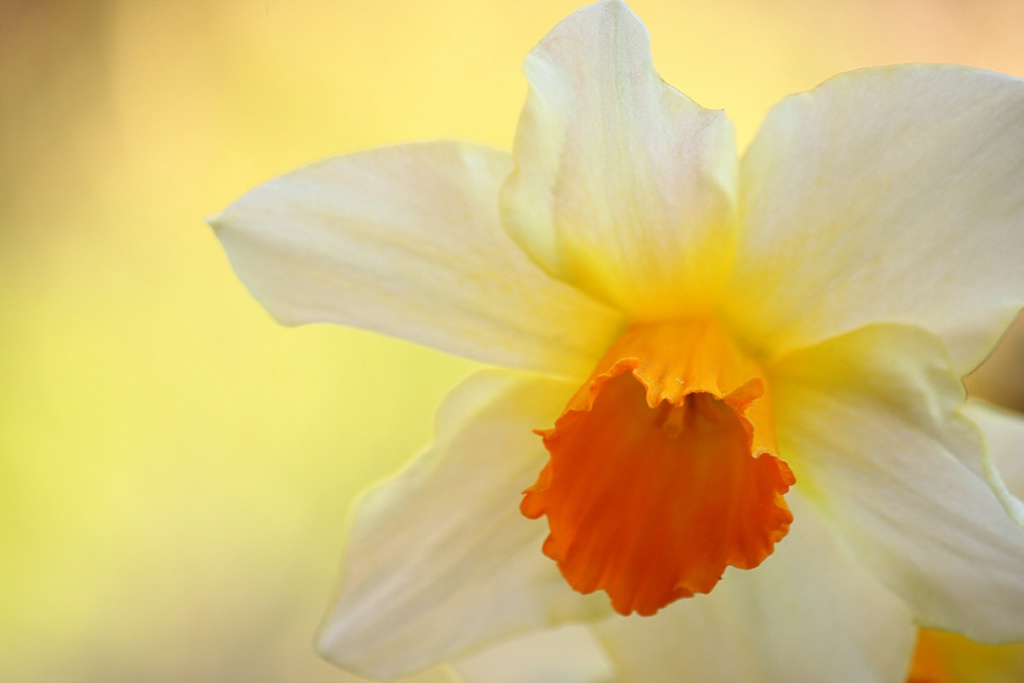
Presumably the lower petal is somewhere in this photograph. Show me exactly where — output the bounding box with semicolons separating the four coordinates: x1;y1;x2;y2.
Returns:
451;624;614;683
316;371;611;681
771;324;1024;642
592;491;916;683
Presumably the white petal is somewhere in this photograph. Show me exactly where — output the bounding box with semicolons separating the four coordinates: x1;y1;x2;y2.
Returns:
592;492;915;683
451;625;615;683
316;371;611;681
211;141;621;377
771;324;1024;642
964;401;1024;526
725;65;1024;373
501;0;738;318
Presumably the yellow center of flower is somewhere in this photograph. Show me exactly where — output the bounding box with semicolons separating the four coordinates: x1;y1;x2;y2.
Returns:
521;320;795;616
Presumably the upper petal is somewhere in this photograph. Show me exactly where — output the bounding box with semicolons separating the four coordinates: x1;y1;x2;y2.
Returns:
724;65;1024;373
771;324;1024;642
316;371;611;681
211;141;621;377
501;0;738;319
592;491;915;683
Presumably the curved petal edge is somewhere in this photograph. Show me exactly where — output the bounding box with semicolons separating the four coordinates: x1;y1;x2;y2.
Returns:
964;401;1024;528
501;0;738;319
316;371;612;680
210;140;621;377
729;65;1024;374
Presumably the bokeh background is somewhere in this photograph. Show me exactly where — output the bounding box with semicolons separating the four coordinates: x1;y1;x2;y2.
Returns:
2;0;1022;681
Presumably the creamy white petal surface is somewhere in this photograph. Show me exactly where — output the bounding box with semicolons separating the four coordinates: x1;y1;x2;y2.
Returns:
211;141;621;377
726;65;1024;374
964;401;1024;526
592;492;915;683
452;624;615;683
501;0;737;318
317;371;611;681
771;324;1024;643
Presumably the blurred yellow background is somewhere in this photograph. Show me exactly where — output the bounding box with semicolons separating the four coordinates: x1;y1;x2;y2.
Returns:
2;1;1022;681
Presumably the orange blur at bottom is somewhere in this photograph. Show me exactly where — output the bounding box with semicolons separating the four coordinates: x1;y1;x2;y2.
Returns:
906;631;952;683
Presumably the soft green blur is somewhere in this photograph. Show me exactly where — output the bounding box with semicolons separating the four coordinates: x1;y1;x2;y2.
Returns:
2;1;1022;681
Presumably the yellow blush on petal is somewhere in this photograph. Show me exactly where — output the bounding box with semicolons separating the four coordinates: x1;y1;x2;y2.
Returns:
521;320;795;616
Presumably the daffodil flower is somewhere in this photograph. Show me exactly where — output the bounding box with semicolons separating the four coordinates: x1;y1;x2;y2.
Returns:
210;1;1024;681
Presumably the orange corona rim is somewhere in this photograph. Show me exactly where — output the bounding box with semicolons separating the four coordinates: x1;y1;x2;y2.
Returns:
522;320;795;615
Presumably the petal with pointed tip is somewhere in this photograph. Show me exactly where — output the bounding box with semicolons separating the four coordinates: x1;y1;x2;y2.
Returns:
211;141;620;377
502;0;737;319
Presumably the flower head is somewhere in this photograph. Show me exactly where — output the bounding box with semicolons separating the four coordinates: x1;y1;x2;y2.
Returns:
211;1;1024;680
